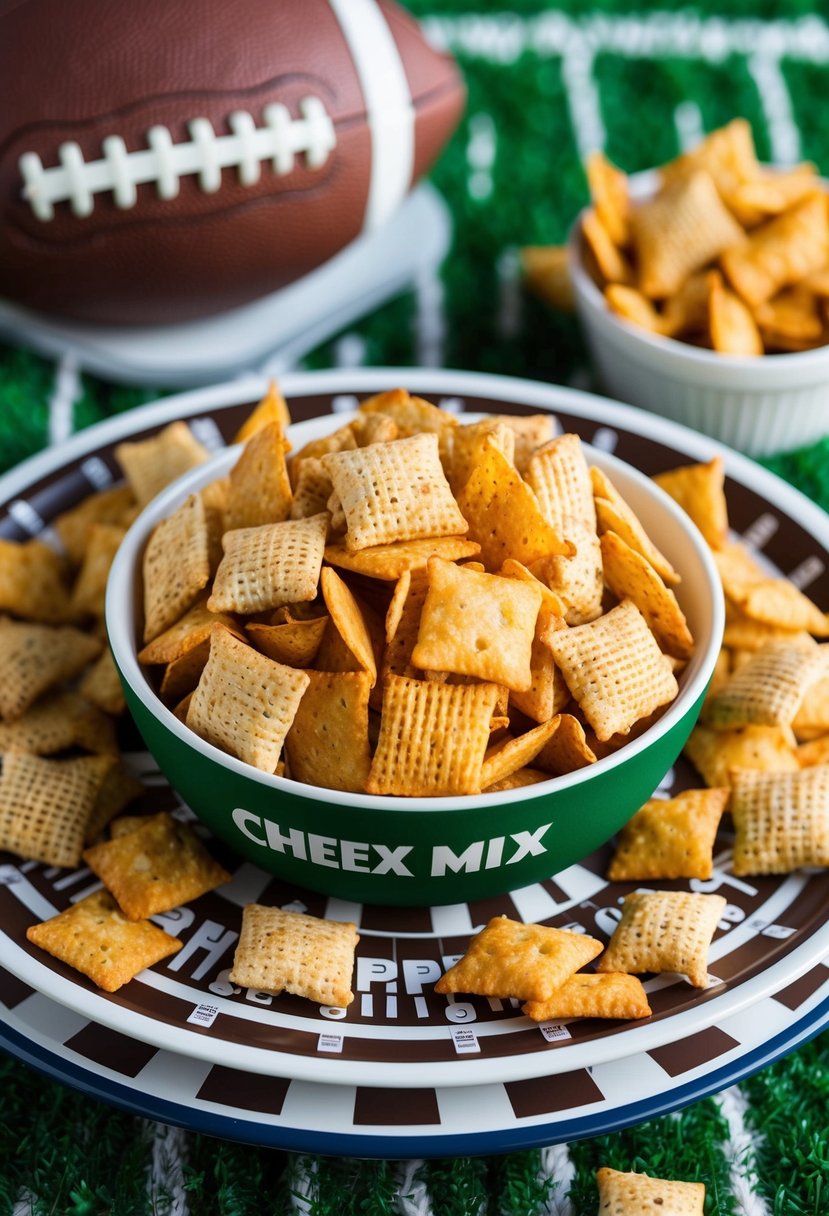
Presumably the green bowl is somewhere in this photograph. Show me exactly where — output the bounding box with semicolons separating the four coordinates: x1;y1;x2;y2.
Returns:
107;409;724;906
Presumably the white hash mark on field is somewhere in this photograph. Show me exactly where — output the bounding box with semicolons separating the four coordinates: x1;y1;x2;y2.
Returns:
747;53;801;163
718;1085;773;1215
675;100;705;150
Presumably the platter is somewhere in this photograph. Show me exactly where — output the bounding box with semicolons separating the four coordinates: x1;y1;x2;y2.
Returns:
2;955;827;1156
2;368;829;1147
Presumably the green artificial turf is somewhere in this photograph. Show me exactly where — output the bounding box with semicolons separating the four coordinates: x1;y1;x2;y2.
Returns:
2;2;829;1213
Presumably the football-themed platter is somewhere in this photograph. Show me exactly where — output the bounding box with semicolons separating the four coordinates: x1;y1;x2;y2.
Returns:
1;369;829;1155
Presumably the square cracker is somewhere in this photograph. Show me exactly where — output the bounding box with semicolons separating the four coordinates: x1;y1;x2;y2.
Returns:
0;617;102;720
411;558;542;692
522;972;651;1022
115;420;209;508
548;599;679;742
0;751;120;868
229;904;359;1008
83;811;230;919
53;483;136;568
26;888;181;993
69;522;126;619
596;890;726;988
0;538;71;623
595;1167;705;1215
142;494;211;643
729;764;829;875
187;626;309;772
607;788;729;882
366;674;499;796
207;513;328;616
322;432;467;553
525;433;596;532
434;916;604;1002
702;640;826;731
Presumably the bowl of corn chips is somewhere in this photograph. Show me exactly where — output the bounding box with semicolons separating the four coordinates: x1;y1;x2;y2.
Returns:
567;119;829;458
107;385;723;906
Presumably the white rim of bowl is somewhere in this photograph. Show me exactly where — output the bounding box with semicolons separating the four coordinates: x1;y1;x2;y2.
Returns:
107;400;724;815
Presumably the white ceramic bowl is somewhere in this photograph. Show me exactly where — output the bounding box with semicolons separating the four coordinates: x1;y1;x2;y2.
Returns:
569;172;829;458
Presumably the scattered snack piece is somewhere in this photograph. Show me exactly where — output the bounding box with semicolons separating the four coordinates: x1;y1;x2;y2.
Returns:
597;890;726;988
519;245;574;312
0;751;121;868
69;522;126;619
652;457;729;550
729;764;829;875
83;760;146;843
607;788;729;881
702;640;827;731
186;627;309;774
83;811;230;919
0;537;71;623
115;420;210;508
79;645;128;717
0;617;102;720
522;972;651;1022
0;690;118;756
595;1167;705;1215
714;542;829;636
26;889;182;993
435;916;604;1002
229;904;359;1008
53;483;136;568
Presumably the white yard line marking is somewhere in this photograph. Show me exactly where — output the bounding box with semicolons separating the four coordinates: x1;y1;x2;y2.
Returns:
560;32;605;160
675;99;705;150
394;1160;433;1215
718;1085;773;1216
415;263;447;368
48;352;80;448
539;1141;577;1216
144;1121;190;1216
747;53;801;164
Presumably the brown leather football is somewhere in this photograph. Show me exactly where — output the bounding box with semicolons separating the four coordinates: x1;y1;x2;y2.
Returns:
0;0;464;326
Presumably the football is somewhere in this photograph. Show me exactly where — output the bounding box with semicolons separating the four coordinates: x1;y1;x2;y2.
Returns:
0;0;465;326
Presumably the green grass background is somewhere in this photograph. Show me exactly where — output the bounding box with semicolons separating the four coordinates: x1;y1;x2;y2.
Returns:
1;2;829;1212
